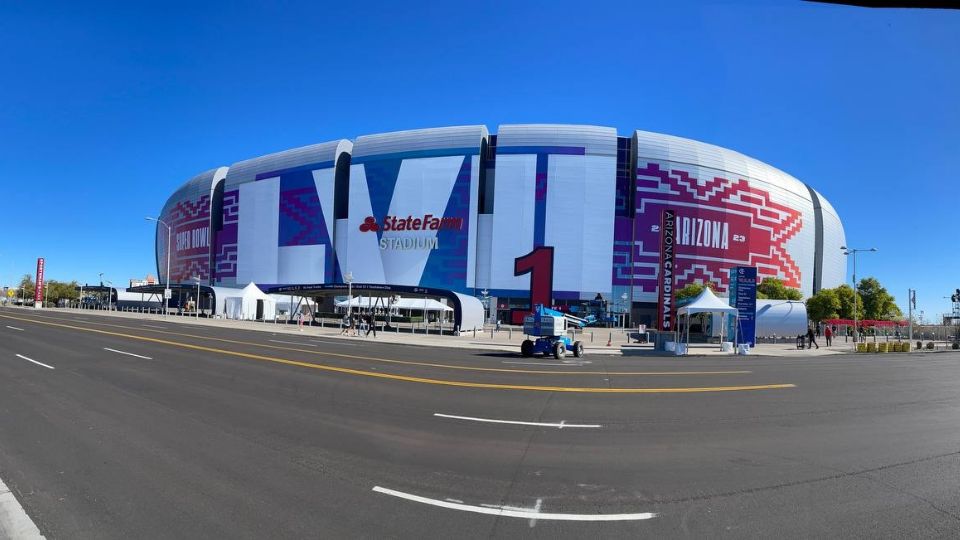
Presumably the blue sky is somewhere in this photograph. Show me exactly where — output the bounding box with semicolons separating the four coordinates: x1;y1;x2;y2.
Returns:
0;1;957;319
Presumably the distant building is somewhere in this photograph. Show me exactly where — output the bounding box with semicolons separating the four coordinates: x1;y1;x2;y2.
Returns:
129;275;157;288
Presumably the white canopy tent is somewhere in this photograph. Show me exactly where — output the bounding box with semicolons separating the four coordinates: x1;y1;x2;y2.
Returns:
676;287;738;355
224;283;276;321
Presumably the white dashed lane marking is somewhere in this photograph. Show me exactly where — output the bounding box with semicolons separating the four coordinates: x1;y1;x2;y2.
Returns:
104;347;153;360
14;354;54;370
434;413;602;429
372;486;656;521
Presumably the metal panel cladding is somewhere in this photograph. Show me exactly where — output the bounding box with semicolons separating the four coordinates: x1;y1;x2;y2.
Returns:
616;130;818;303
215;140;352;287
479;124;618;301
156;167;227;285
341;125;487;293
812;188;847;290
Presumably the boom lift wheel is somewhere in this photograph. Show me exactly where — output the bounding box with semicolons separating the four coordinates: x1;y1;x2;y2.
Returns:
572;340;584;358
521;339;534;357
553;341;565;359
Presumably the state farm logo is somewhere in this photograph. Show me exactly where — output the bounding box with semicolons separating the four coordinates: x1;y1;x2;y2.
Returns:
359;216;380;232
358;214;463;232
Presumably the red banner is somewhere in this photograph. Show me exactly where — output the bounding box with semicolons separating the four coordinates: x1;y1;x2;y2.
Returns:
34;258;44;304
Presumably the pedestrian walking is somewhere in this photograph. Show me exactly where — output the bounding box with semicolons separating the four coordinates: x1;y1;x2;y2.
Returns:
824;325;833;347
807;327;819;349
340;313;350;335
297;310;304;331
353;315;360;336
365;313;377;337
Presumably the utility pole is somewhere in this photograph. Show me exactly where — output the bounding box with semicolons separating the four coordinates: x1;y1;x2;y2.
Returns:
908;289;915;345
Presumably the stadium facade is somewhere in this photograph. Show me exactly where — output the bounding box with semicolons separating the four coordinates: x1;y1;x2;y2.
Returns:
154;124;845;327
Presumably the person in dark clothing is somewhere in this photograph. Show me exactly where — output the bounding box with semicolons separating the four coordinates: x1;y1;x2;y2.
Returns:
806;327;819;349
365;313;377;337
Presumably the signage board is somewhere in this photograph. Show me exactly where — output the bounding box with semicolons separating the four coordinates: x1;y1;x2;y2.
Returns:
727;266;757;346
34;258;45;305
657;209;676;331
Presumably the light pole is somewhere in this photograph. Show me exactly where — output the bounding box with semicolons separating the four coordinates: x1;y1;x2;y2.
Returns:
621;292;629;329
105;280;113;311
344;271;354;319
841;246;877;348
44;283;48;308
191;276;201;319
146;216;172;317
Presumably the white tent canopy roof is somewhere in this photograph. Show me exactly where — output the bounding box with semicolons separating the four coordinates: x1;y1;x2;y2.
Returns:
241;282;272;300
335;296;453;311
677;287;738;316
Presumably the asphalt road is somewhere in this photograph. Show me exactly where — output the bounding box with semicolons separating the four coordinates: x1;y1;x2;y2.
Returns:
1;307;959;539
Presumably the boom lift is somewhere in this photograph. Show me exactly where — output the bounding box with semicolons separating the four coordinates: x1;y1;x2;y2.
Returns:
521;305;595;359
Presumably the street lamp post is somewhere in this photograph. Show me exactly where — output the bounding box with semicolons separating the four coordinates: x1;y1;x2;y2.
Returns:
146;216;172;317
191;276;201;319
105;280;113;311
841;246;877;349
344;271;354;319
99;272;104;309
621;292;629;329
44;283;48;308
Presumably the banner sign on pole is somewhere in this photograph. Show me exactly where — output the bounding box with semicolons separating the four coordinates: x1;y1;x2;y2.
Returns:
727;266;757;346
657;209;676;331
34;257;45;306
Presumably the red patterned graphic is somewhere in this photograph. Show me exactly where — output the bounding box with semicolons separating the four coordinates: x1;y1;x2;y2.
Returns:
359;216;380;232
158;194;211;283
627;162;803;296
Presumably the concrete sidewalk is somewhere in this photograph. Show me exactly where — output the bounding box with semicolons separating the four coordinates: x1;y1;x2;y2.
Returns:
11;307;940;358
13;307;631;355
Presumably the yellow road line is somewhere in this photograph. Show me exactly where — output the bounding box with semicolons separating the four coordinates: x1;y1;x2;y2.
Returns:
0;312;795;394
6;312;752;377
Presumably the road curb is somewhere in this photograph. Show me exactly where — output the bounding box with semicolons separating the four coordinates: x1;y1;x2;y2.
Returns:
0;478;45;539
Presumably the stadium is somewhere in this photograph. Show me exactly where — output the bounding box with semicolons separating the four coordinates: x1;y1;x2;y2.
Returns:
149;124;846;331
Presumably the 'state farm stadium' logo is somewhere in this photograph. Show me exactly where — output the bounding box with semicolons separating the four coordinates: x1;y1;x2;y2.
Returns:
359;215;463;232
359;215;464;250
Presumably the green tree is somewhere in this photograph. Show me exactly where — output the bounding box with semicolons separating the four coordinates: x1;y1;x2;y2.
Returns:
675;281;714;300
806;288;840;323
857;277;901;321
757;277;803;300
834;284;864;321
43;280;79;306
17;274;35;302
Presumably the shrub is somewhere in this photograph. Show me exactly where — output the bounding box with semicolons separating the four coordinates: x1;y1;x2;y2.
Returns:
926;342;935;350
917;341;923;350
953;343;959;350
